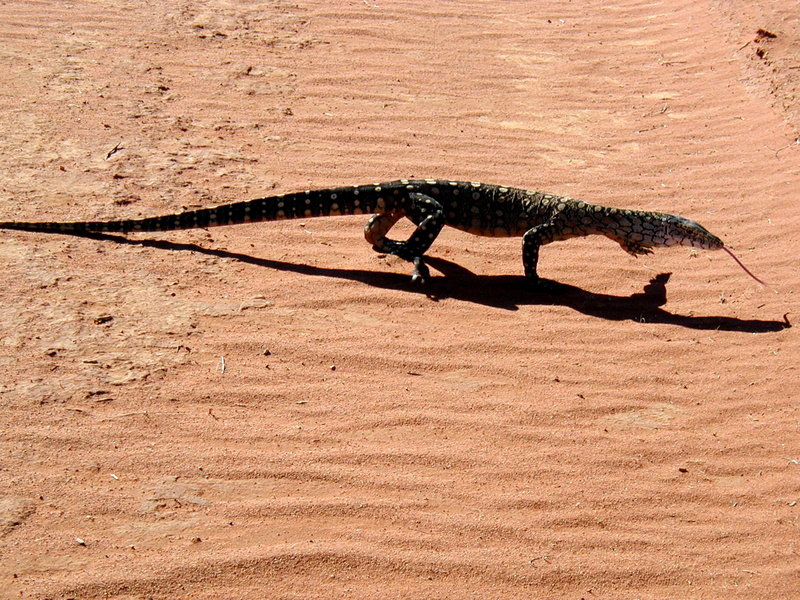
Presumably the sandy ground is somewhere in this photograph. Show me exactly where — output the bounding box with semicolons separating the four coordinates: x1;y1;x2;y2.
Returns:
0;1;798;598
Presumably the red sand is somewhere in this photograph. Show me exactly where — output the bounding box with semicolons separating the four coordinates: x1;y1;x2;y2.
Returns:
0;1;797;598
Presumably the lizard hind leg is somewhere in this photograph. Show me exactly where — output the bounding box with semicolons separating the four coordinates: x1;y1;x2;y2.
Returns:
364;193;445;284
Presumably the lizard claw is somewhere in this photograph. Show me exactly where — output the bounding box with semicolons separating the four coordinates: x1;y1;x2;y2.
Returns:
620;240;654;257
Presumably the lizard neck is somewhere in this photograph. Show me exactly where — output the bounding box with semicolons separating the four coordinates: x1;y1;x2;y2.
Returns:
560;201;669;246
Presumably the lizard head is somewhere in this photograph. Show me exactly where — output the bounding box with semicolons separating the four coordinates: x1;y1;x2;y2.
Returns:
659;215;724;250
660;214;767;285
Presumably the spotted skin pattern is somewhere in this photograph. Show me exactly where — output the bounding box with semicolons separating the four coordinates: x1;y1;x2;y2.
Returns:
0;179;724;284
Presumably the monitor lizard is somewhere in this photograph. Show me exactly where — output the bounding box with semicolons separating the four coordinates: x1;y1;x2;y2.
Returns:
0;179;763;286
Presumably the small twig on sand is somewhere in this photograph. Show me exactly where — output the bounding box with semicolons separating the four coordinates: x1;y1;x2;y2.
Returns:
764;139;800;157
106;142;124;159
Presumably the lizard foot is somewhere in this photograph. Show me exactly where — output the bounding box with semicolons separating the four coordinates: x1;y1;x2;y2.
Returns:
372;242;430;284
619;240;654;257
411;256;430;285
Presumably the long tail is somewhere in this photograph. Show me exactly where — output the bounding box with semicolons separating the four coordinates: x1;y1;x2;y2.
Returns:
0;184;389;235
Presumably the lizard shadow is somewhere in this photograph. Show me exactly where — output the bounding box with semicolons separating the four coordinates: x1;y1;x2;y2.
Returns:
79;232;789;333
424;257;788;332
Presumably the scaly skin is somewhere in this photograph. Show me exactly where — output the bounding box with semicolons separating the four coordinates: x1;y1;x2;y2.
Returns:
0;179;724;285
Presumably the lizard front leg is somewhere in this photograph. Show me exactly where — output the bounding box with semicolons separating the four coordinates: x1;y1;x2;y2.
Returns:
522;221;563;287
365;193;445;284
618;239;654;257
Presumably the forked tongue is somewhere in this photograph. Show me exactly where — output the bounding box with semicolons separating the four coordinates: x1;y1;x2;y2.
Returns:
722;246;768;287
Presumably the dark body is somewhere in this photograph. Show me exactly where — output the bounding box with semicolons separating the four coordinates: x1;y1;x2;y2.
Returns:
0;179;724;284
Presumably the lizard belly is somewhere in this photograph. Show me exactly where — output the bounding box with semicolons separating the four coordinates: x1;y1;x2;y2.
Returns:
446;217;533;238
